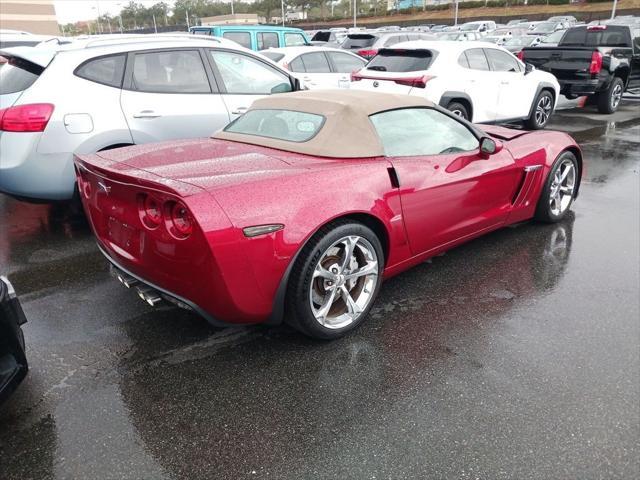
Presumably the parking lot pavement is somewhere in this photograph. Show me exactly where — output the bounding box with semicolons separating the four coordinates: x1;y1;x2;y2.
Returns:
0;103;638;479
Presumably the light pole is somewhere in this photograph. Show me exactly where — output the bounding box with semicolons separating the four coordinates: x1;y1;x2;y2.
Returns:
231;0;235;15
353;0;356;28
611;0;618;19
454;0;459;27
281;0;285;26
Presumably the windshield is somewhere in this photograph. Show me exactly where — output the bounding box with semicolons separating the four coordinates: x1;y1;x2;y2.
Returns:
504;36;535;47
460;24;480;31
532;23;557;33
224;109;325;142
541;29;566;44
342;34;377;49
439;33;461;40
560;26;631;47
0;56;43;94
367;49;434;72
261;51;285;62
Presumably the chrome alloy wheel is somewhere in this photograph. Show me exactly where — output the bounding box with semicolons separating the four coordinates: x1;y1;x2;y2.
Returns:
535;95;553;126
309;235;379;329
549;158;576;216
611;83;623;109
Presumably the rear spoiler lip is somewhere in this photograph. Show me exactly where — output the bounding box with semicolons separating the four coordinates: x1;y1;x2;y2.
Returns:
0;46;56;68
74;154;204;198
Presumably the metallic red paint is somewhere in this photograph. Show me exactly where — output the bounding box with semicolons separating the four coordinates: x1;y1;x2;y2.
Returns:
74;127;581;326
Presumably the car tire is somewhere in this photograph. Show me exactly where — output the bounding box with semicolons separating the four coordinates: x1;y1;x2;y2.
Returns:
446;101;470;121
524;90;554;130
596;77;624;114
534;151;578;223
285;220;384;340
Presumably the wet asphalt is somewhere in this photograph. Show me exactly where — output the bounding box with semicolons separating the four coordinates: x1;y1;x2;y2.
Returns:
0;100;638;480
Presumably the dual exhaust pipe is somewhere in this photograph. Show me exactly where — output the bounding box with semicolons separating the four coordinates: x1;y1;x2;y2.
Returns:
111;267;163;307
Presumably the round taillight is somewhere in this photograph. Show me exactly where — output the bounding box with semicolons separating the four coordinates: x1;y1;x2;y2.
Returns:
144;196;162;226
169;201;193;237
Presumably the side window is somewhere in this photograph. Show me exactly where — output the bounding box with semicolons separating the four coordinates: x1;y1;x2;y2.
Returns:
632;28;640;53
300;52;331;73
464;48;490;71
485;48;521;72
131;50;210;93
76;54;126;88
285;33;306;46
370;108;479;157
457;52;470;68
257;32;279;50
328;52;366;73
210;50;292;95
222;31;252;49
289;56;305;73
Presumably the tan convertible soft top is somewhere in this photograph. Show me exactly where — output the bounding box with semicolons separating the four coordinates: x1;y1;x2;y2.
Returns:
213;89;435;158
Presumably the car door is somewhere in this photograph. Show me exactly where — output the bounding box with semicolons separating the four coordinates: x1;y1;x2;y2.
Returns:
459;48;501;122
120;48;230;144
207;49;294;121
484;47;535;121
295;52;337;89
629;28;640;89
369;108;520;255
326;51;367;88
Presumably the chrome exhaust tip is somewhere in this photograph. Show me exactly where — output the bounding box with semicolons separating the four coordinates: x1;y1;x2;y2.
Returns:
135;286;163;307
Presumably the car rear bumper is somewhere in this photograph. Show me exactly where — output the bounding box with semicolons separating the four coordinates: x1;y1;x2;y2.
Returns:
0;276;28;406
0;132;76;201
559;79;601;97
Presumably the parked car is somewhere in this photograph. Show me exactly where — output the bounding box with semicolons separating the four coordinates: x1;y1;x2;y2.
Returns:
341;32;435;59
188;25;310;50
0;276;28;405
483;27;529;45
533;29;567;48
430;25;448;32
548;16;577;25
459;21;497;35
503;35;542;54
437;31;483;42
507;19;528;27
261;46;366;89
0;35;302;202
521;24;640;113
528;21;568;36
351;41;560;128
309;29;347;47
75;89;582;339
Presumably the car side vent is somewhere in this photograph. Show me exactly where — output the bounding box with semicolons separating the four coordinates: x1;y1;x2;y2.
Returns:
387;167;400;188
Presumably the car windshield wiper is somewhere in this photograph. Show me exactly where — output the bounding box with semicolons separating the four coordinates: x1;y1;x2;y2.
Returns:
368;66;387;71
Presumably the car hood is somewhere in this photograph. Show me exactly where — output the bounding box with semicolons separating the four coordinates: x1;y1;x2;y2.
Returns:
93;138;322;192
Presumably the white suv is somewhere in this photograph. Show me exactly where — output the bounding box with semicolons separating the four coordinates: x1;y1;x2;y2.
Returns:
0;35;300;201
351;41;560;129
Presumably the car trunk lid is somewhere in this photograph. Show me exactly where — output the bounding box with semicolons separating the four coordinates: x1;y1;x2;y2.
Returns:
0;47;55;109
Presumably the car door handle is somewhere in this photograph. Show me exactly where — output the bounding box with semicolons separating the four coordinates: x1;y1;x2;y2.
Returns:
231;106;248;115
501;81;510;85
133;110;161;119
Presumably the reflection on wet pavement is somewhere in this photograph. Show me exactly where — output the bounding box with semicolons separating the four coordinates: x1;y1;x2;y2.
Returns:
0;106;638;479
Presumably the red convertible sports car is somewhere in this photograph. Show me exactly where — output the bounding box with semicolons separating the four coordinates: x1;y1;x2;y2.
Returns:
75;90;581;339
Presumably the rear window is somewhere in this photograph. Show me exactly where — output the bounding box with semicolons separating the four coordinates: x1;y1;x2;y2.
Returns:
75;54;126;88
0;57;43;94
342;34;377;49
261;51;285;63
367;49;434;72
224;109;325;142
560;26;631;47
312;31;332;42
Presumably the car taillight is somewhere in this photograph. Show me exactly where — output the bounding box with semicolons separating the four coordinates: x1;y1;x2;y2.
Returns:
394;75;435;88
517;50;525;61
138;194;162;229
357;49;378;58
0;103;54;132
168;201;193;238
282;61;289;70
589;51;603;75
81;178;92;199
587;25;607;31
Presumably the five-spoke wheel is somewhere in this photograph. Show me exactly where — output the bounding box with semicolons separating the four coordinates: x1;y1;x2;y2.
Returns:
535;151;579;222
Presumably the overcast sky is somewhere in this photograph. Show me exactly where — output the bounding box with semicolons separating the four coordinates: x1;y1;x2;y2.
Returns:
54;0;177;24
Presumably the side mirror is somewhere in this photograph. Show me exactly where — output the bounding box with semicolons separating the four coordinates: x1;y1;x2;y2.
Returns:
524;62;534;75
290;76;302;91
480;137;503;157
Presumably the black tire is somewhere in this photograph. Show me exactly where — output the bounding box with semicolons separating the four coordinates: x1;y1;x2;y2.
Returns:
596;77;624;114
534;151;579;223
446;101;470;121
524;90;554;130
285;220;384;340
